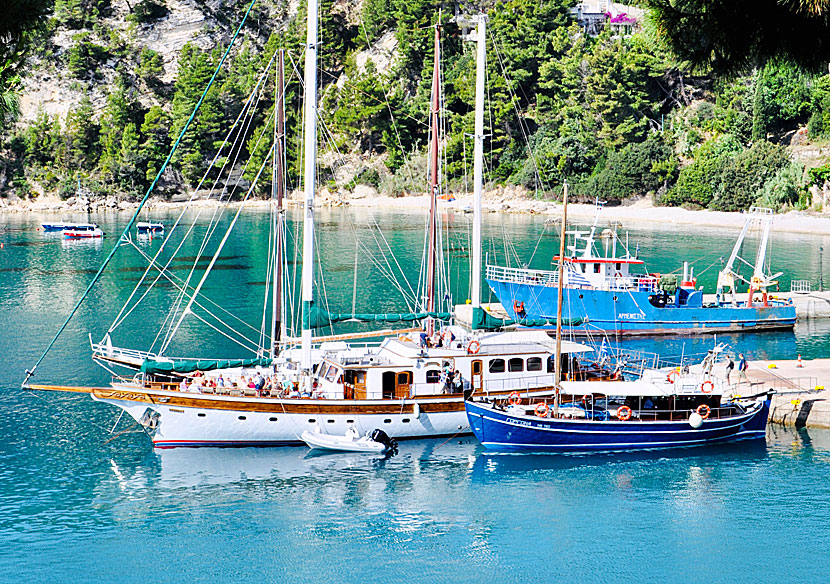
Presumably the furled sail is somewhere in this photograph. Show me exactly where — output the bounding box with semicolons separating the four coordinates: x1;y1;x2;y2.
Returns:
307;306;452;329
140;357;273;375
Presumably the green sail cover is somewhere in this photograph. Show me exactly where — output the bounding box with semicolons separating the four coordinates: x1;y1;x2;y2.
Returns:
140;357;273;375
308;306;452;329
472;306;584;330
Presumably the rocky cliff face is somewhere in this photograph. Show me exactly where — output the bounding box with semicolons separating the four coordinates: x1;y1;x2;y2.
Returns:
18;0;296;123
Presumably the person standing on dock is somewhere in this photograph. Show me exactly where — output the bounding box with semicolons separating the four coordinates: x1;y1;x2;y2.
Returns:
737;353;748;385
725;354;735;385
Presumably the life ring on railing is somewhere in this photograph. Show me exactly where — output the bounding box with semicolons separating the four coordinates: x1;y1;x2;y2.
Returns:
696;404;711;419
700;380;714;394
667;370;679;384
534;402;550;418
513;300;525;314
581;394;593;406
508;391;521;406
617;405;632;421
614;272;622;278
467;340;481;354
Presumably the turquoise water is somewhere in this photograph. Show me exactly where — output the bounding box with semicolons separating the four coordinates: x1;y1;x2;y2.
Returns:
2;208;830;582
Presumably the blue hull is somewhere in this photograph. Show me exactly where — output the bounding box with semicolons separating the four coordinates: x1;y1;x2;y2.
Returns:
465;399;770;452
487;279;796;335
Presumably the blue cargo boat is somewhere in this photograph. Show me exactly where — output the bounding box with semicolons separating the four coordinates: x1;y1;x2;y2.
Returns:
465;368;772;452
485;206;796;335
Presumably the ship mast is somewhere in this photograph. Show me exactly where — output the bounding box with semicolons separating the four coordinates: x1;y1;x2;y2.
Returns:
425;23;441;333
470;15;486;329
553;181;568;417
301;0;319;386
271;50;286;357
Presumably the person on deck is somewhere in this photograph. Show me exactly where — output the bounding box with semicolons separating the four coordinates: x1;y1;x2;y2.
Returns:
725;355;735;385
452;371;464;393
737;353;749;384
179;378;189;393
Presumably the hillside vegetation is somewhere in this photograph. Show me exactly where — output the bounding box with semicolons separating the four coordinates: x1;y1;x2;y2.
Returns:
2;0;830;212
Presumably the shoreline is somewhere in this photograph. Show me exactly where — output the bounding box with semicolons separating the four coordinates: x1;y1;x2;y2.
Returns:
4;191;830;236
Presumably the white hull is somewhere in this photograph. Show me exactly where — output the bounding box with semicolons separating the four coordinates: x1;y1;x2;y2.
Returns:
301;431;387;452
94;389;476;448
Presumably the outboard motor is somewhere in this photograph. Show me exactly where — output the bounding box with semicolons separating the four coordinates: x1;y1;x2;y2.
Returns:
369;428;398;454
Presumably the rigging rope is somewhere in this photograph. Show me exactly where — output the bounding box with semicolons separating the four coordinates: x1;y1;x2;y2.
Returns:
22;0;259;387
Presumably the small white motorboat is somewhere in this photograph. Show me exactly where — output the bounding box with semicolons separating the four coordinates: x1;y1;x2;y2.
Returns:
137;221;164;233
301;426;397;453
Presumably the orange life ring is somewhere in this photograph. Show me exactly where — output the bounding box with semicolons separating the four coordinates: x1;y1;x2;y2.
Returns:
617;405;632;421
508;391;521;406
667;370;679;384
614;272;622;278
467;340;481;354
696;404;711;419
581;394;593;406
513;300;525;313
534;402;550;418
700;380;714;394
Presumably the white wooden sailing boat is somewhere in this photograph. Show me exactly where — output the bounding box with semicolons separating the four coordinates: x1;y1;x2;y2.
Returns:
23;13;611;448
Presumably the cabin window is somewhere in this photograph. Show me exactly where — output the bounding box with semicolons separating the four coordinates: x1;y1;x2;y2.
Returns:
547;356;555;373
324;365;338;382
527;357;543;372
426;369;441;383
616;263;621;271
508;358;524;372
594;264;601;274
581;264;586;273
489;359;505;373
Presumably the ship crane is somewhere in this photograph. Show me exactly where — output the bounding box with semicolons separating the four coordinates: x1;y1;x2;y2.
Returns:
716;206;781;305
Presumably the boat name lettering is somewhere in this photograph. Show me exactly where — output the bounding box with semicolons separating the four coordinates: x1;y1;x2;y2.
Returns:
617;312;645;320
506;418;532;427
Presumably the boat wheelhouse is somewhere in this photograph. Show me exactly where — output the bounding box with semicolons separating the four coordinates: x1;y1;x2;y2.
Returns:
486;206;796;335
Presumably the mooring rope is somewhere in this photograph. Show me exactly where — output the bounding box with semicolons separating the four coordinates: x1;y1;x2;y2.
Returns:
21;0;259;388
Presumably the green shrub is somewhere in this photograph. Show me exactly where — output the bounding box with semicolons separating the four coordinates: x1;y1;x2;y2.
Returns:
587;133;677;203
756;162;807;210
126;0;169;24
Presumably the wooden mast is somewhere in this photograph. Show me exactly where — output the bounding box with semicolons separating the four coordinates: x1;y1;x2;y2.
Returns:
300;0;319;387
271;49;286;357
425;22;441;332
553;181;568;417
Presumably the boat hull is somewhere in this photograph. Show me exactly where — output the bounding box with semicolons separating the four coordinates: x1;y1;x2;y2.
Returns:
465;398;770;452
300;431;387;452
92;386;552;448
487;279;796;335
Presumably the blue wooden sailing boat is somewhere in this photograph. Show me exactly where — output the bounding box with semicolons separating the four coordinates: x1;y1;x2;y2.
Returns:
465;380;772;452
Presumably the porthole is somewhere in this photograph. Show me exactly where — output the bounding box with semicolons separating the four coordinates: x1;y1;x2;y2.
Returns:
170;408;184;413
197;413;206;418
579;294;583;299
308;419;316;423
238;415;247;420
327;419;335;424
613;296;618;301
346;419;354;423
402;418;411;423
269;417;278;422
383;419;392;424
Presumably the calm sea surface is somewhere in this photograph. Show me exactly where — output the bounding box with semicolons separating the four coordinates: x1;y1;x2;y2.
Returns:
2;208;830;583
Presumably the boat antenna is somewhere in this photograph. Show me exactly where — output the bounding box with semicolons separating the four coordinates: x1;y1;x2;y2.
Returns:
300;0;319;389
20;0;259;389
271;49;286;357
425;20;441;335
553;180;568;417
